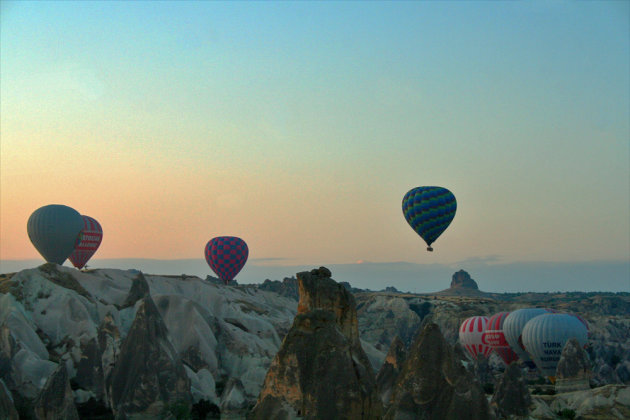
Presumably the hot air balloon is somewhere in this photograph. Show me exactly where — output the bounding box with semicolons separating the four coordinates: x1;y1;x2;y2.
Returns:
503;308;552;370
521;313;588;382
204;236;248;285
459;316;492;360
483;312;519;366
68;215;103;269
27;204;84;265
402;186;456;251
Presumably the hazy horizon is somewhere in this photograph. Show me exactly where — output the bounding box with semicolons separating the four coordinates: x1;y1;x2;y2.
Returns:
2;257;628;294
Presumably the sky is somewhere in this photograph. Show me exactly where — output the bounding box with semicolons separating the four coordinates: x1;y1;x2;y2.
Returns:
1;1;629;290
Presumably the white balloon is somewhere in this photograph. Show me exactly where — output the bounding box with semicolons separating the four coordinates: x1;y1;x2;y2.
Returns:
503;308;551;369
521;313;588;379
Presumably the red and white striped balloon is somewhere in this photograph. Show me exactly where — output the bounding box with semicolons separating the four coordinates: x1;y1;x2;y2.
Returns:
483;312;519;365
68;215;103;269
459;316;492;360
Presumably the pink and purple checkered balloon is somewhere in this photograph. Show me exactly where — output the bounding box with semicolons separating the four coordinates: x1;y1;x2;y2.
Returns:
204;236;248;284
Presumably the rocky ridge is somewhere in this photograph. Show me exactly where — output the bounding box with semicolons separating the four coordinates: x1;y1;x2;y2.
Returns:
0;264;296;418
0;264;628;418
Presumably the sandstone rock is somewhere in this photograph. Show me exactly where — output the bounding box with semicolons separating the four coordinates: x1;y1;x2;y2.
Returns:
74;337;104;400
384;322;491;420
296;268;359;343
531;384;630;419
356;295;424;350
0;379;18;420
0;324;16;383
98;313;120;405
376;336;406;407
471;354;495;389
490;362;531;418
259;277;299;300
309;266;332;278
38;263;92;300
119;272;150;309
616;362;630;383
250;268;382;419
450;270;479;290
220;377;247;412
555;338;591;392
33;364;79;420
108;297;191;418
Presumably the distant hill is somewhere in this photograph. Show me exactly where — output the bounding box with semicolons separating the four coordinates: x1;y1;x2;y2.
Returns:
431;269;494;297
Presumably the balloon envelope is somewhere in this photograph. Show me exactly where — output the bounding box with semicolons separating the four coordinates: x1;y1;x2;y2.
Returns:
68;215;103;269
402;186;456;250
27;204;84;265
459;316;492;360
204;236;248;284
503;308;552;370
483;312;519;365
521;313;588;379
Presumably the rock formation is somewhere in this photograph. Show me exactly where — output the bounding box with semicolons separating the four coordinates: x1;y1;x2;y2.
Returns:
555;338;592;392
530;384;630;419
119;271;150;309
471;354;495;390
450;270;479;290
250;267;382;419
98;313;121;405
384;322;491;420
376;336;407;407
108;293;191;418
259;277;299;300
1;264;629;418
433;270;491;297
490;362;531;418
0;379;18;420
32;364;79;420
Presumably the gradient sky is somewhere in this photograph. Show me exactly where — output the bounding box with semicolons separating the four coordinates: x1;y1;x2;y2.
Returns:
2;1;629;269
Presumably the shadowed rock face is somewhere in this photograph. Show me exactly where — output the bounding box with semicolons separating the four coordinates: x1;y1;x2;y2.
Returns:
471;354;494;389
0;379;18;420
555;338;591;392
33;364;79;420
250;268;382;420
108;294;191;418
450;270;479;290
376;336;407;407
119;272;150;309
490;362;531;418
98;313;120;405
384;323;491;420
74;337;103;400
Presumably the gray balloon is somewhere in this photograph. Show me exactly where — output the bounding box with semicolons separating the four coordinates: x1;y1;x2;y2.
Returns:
27;204;84;264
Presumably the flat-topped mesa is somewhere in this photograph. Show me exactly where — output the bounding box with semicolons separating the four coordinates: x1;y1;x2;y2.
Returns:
450;269;479;290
